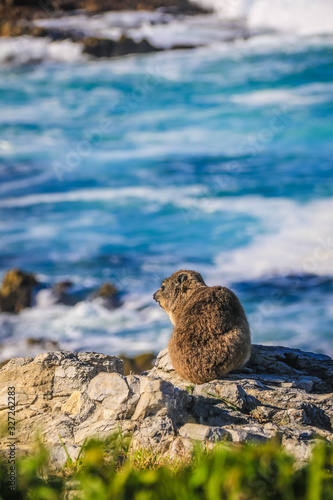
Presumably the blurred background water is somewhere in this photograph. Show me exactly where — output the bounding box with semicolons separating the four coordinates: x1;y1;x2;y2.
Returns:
0;0;332;359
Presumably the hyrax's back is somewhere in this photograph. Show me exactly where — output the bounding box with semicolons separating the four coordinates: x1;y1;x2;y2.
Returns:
169;286;251;384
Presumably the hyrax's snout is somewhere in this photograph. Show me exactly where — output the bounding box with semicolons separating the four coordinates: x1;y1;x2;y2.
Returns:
153;291;160;302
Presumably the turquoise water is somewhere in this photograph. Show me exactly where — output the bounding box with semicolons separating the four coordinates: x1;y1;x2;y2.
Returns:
0;33;332;357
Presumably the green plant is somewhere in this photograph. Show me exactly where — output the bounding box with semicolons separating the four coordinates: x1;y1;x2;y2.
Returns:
58;434;87;475
185;386;195;395
0;433;332;500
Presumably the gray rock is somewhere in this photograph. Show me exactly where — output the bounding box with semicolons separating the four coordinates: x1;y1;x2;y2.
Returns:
82;36;160;59
246;345;333;393
132;416;175;451
154;348;174;373
169;436;193;458
0;344;332;468
51;443;81;469
221;424;274;443
194;381;260;413
178;423;231;443
88;372;129;404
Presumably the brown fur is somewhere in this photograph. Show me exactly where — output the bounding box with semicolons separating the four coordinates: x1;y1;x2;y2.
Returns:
153;270;251;383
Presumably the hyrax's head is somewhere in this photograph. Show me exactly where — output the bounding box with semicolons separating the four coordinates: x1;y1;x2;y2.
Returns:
153;270;206;324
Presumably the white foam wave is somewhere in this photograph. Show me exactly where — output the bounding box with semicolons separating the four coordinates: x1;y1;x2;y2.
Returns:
34;10;173;38
0;185;204;208
190;0;251;19
1;1;332;68
247;294;333;357
0;292;170;360
248;0;333;36
231;87;333;106
36;11;246;49
0;172;52;194
1;195;333;358
2;190;333;281
0;36;85;66
192;0;333;35
128;14;245;49
205;197;333;283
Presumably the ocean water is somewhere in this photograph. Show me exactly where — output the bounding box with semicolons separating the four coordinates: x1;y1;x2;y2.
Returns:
0;0;332;360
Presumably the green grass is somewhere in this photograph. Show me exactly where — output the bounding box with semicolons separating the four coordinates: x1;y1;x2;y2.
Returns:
0;433;332;500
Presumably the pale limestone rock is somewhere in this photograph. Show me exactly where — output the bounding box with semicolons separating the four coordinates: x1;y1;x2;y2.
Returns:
154;349;174;373
52;444;81;469
74;420;119;444
0;344;332;468
61;391;81;416
131;377;178;421
88;372;129;404
169;436;193;458
126;374;140;393
124;375;141;418
0;351;123;454
132;416;174;450
222;424;273;443
178;423;230;442
283;437;314;464
131;392;167;420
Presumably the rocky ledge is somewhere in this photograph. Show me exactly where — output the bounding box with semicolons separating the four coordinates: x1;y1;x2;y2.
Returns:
0;345;332;467
1;0;205;25
0;0;207;55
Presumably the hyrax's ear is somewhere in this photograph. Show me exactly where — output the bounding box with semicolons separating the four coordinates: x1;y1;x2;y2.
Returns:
177;273;188;286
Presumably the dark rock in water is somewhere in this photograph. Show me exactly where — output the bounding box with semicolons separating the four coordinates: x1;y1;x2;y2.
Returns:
81;0;206;14
0;0;207;36
82;37;116;58
52;281;73;295
51;280;77;305
114;35;160;56
0;268;38;313
45;280;90;306
26;337;60;349
96;282;118;298
36;280;120;308
96;282;121;308
119;352;156;375
82;35;160;58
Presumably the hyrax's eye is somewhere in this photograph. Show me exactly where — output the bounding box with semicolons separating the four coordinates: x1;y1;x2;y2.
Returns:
161;285;165;291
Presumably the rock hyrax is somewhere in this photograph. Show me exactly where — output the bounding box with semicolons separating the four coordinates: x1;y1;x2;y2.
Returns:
153;270;251;383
